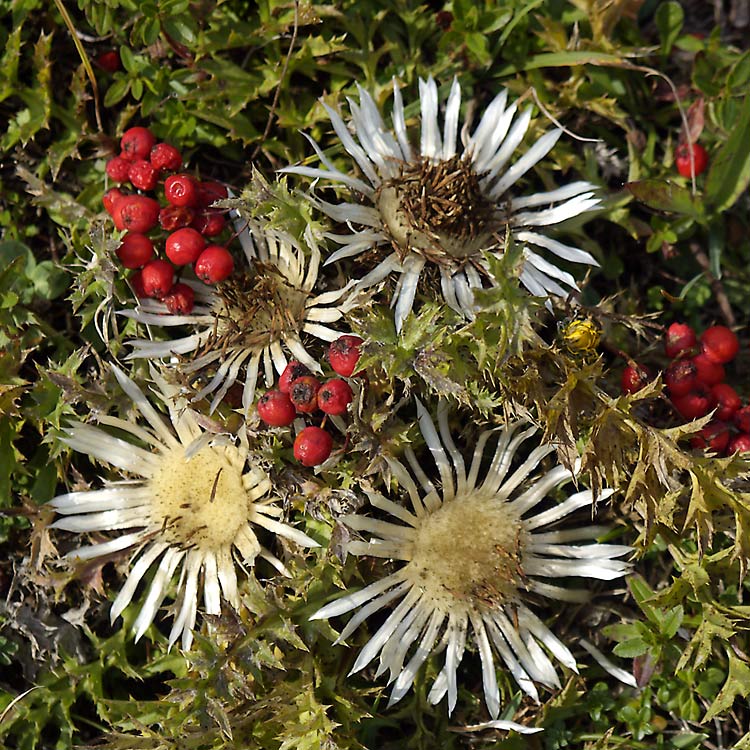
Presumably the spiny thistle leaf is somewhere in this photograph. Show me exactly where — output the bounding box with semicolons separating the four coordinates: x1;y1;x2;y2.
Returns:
704;653;750;722
223;170;328;245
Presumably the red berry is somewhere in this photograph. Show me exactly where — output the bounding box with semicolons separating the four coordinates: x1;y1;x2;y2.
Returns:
159;205;196;231
150;142;182;172
700;325;739;364
129;269;148;298
279;361;311;394
140;259;174;299
293;426;333;466
257;390;296;427
690;420;731;453
664;359;697;397
165;227;206;266
195;245;234;284
711;383;741;421
103;187;124;216
734;405;750;433
620;363;650;395
318;378;354;416
728;433;750;455
164;174;199;207
692;353;725;386
120;127;156;161
197;180;228;206
191;210;226;237
95;50;121;73
328;335;363;378
664;322;697;359
675;142;709;178
162;283;195;315
672;388;715;420
128;159;159;191
116;233;155;269
106;156;131;183
113;195;160;233
289;375;321;414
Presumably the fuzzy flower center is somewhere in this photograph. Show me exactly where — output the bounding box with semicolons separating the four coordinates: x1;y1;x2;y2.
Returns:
405;491;525;612
377;156;498;263
205;264;309;354
149;446;249;550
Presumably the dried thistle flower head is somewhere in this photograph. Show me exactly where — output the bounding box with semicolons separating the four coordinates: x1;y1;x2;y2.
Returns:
121;223;357;414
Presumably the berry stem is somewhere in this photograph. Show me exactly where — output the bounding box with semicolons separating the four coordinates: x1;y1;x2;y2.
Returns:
332;433;351;458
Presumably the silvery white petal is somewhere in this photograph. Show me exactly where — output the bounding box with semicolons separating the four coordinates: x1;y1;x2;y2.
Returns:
442;78;461;160
391;78;412;160
419;76;441;159
516;230;599;265
580;638;637;688
311;572;406;620
489;128;562;199
511;180;597;210
111;542;169;624
322;103;380;186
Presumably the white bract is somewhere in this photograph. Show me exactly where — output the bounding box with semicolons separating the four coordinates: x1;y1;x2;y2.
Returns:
49;365;317;650
311;402;630;717
283;77;600;331
122;223;355;414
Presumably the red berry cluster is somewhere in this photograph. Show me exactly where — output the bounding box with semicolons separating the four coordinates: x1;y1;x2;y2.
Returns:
256;335;363;467
102;126;236;314
622;323;750;455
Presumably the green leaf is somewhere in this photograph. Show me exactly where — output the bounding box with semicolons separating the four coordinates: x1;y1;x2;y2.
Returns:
629;575;656;609
705;93;750;210
676;604;736;671
131;77;143;100
142;16;162;45
613;637;650;658
626;179;705;220
118;43;136;72
602;622;641;642
0;417;18;510
692;51;724;97
728;50;750;92
27;261;69;300
103;76;131;107
734;731;750;750
0;240;34;269
704;653;750;721
677;271;706;300
0;24;23;102
495;50;625;75
655;1;684;56
0;290;20;308
497;2;540;46
162;16;197;46
661;605;684;639
670;733;709;749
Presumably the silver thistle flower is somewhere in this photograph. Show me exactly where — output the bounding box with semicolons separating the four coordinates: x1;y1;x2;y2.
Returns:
311;402;630;717
49;365;317;650
283;77;600;331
